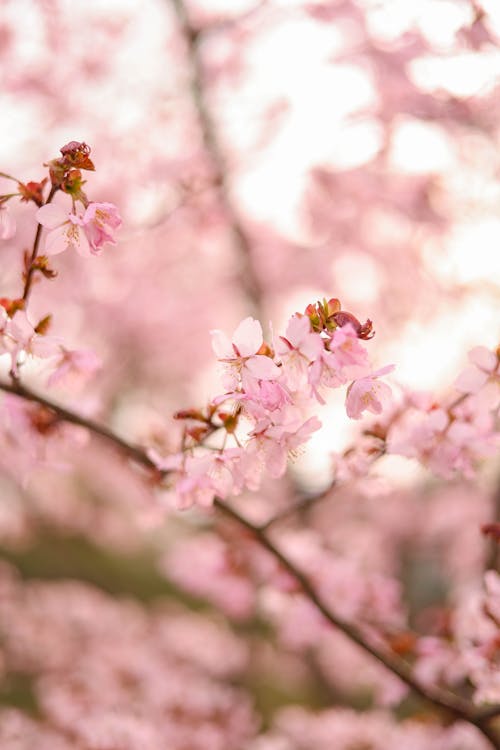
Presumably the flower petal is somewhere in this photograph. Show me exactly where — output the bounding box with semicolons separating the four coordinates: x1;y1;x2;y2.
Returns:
211;329;233;359
245;355;280;380
36;203;68;229
454;366;488;394
232;317;263;357
44;226;70;255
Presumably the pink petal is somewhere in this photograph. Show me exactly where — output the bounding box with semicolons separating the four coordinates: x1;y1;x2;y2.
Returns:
245;355;280;380
210;329;233;359
9;310;33;341
454;366;489;394
75;227;92;257
36;203;67;229
285;315;310;347
468;346;497;373
31;336;61;359
265;441;288;478
45;226;70;255
427;408;449;431
371;364;396;378
232;317;263;357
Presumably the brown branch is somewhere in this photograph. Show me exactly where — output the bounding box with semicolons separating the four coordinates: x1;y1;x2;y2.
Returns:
169;0;264;314
0;380;158;473
214;498;500;747
485;474;500;572
22;185;58;302
0;377;499;745
259;483;334;531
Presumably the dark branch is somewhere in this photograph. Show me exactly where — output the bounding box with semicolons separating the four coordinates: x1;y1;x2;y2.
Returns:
0;377;498;746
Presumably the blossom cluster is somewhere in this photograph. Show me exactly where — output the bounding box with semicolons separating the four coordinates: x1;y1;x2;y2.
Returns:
0;141;121;257
414;571;500;707
151;299;394;509
1;0;500;744
334;345;500;483
0;304;101;392
0;142;119;381
0;566;256;750
36;201;122;257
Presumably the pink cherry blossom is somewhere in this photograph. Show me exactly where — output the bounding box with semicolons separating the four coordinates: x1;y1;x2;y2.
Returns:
329;324;370;371
36;203;91;257
455;346;499;393
247;414;321;479
2;310;60;375
46;347;101;388
277;315;323;390
308;326;370;404
345;365;395;420
82;202;122;252
243;379;292;416
211;316;280;390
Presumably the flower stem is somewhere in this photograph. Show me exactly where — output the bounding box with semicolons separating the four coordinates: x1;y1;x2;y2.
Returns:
22;185;57;302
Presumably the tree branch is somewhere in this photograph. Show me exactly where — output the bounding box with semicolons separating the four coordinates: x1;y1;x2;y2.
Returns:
169;0;264;314
0;380;158;473
0;377;498;746
22;185;58;302
214;498;500;747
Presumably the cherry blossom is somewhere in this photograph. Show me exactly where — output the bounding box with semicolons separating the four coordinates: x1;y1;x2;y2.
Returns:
455;347;500;411
277;314;323;390
36;204;91;257
1;6;500;747
345;365;395;420
211;316;280;390
82;202;122;252
1;309;60;375
36;200;120;258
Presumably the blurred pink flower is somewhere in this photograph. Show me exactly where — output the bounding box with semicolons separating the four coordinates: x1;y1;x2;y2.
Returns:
277;314;323;390
47;347;101;388
346;366;394;420
211;316;280;390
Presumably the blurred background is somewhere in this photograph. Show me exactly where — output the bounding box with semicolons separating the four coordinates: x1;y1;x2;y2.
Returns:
0;1;499;747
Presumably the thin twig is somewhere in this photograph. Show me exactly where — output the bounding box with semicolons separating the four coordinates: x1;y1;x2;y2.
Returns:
0;171;19;182
22;185;57;302
259;484;334;531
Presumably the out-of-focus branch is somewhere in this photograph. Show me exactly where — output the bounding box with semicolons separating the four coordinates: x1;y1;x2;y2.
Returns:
0;380;159;473
259;483;335;531
485;478;500;572
169;0;264;314
215;497;500;748
0;377;499;746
